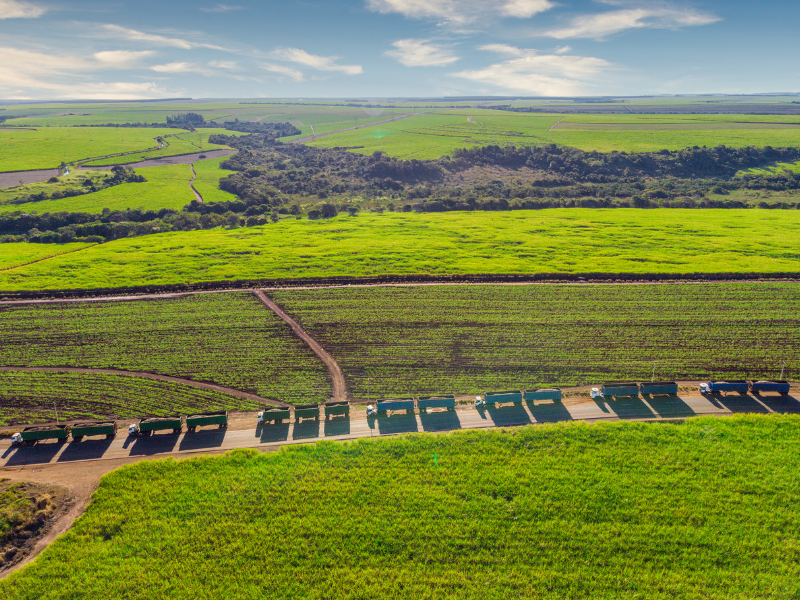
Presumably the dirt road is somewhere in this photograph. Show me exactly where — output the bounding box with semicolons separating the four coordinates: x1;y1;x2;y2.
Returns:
189;163;203;203
0;366;288;408
253;290;347;401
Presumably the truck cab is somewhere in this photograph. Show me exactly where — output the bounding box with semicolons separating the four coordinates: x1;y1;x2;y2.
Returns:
10;433;22;446
590;388;603;399
366;405;377;417
128;423;140;436
699;383;711;394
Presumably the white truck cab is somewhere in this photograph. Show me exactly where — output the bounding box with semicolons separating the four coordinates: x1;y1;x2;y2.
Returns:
10;433;22;446
366;405;377;417
590;388;603;399
257;411;265;424
699;383;711;394
128;424;139;436
474;396;485;406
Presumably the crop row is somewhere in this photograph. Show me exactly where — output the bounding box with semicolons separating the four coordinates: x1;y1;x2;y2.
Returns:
0;292;331;404
0;371;257;427
272;282;800;399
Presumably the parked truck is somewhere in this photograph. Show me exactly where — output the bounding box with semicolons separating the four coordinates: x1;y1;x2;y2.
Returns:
128;416;182;436
11;425;69;446
186;411;228;432
481;390;523;407
71;421;117;441
370;397;415;416
258;407;291;424
324;401;350;420
639;381;679;396
601;382;640;397
699;380;749;395
524;388;563;402
749;380;790;395
418;394;456;412
294;403;319;422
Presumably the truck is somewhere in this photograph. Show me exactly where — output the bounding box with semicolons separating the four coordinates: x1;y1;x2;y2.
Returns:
185;411;228;432
601;382;640;397
749;380;790;395
699;380;749;395
483;390;523;407
417;394;456;412
374;397;415;415
258;407;291;424
639;381;679;396
324;401;350;420
11;425;70;446
71;421;117;441
128;416;182;436
524;388;563;402
294;403;319;422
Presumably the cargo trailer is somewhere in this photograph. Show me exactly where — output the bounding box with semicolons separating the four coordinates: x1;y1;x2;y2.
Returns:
71;421;117;441
258;407;291;424
750;380;790;395
375;397;415;413
11;425;69;446
186;411;228;432
417;394;456;411
699;380;749;394
639;381;678;396
294;404;319;422
129;416;182;436
524;388;563;402
324;401;350;420
601;382;639;397
483;390;523;406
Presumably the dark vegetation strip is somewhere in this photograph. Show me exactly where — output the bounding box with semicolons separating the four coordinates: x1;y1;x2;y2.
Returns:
2;272;799;301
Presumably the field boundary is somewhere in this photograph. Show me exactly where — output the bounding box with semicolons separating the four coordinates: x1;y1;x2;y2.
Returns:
0;367;288;408
2;272;800;301
0;244;100;274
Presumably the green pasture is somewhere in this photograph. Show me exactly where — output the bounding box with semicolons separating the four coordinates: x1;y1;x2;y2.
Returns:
273;282;800;398
190;156;238;204
0;209;798;291
0;371;253;427
0;127;181;171
0;169;108;206
80;130;234;167
0;292;331;405
3;415;799;598
0;242;93;272
0;164;195;215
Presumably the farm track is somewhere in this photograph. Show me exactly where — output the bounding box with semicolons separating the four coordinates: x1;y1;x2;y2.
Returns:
0;366;288;408
189;163;203;203
252;290;346;402
290;112;432;144
1;388;798;578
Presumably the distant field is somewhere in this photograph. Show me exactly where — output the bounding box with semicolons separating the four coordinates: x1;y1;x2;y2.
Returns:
308;110;800;158
0;164;195;215
0;293;331;404
80;130;233;167
0;242;93;271
3;415;798;598
0;127;182;171
191;156;238;204
0;371;253;427
273;283;800;398
0;210;799;291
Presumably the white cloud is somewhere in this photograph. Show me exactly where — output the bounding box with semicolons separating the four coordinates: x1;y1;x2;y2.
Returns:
0;0;45;19
0;47;169;99
544;3;720;39
151;62;197;73
98;24;228;51
385;39;459;67
261;63;305;82
453;45;612;95
209;60;238;69
200;3;244;12
93;50;155;67
269;47;362;75
365;0;554;25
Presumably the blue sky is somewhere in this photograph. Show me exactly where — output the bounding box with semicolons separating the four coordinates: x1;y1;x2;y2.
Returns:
0;0;796;99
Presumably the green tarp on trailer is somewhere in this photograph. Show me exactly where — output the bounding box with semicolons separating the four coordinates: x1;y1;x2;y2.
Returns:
639;381;678;396
71;422;116;440
324;401;350;418
418;395;456;410
524;389;563;402
294;404;319;421
186;411;227;431
484;391;523;406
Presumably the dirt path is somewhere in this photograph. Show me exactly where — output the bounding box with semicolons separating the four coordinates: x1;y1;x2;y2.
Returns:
467;116;483;125
549;119;562;132
0;366;287;408
189;163;203;203
252;290;347;402
291;112;431;144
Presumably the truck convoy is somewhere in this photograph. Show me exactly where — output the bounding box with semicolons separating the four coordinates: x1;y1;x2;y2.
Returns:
11;425;69;446
700;380;789;395
128;415;183;437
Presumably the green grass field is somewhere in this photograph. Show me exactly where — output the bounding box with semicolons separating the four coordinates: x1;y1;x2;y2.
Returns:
2;415;799;598
190;156;238;204
0;128;182;171
79;130;234;167
0;293;331;404
1;210;798;291
0;164;195;215
0;371;259;427
0;242;93;272
272;282;800;398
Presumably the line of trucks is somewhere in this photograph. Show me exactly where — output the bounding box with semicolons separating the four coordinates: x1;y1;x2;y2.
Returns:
8;380;793;446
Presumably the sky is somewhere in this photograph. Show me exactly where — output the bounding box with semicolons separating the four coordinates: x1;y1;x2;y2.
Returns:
0;0;797;100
